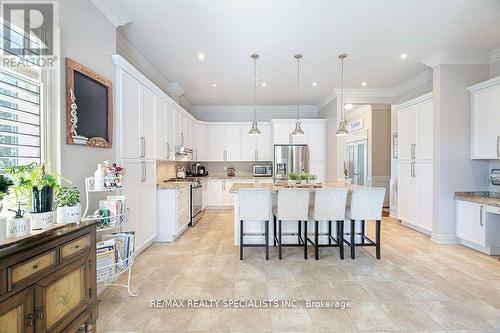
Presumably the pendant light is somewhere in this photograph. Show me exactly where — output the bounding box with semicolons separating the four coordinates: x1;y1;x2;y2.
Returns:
336;54;349;136
291;54;305;136
248;53;262;136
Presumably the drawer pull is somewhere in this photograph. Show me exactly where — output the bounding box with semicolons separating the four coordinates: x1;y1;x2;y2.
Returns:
32;264;39;270
36;306;44;319
27;313;34;326
74;245;80;249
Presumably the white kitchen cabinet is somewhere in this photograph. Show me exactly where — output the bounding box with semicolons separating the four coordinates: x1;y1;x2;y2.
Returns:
240;125;258;161
180;113;192;148
193;122;207;161
207;126;225;161
172;108;182;146
206;179;224;206
222;179;236;206
272;122;293;144
309;160;326;183
154;97;166;159
468;78;500;159
121;159;157;253
121;71;142;159
165;103;174;159
142;87;156;159
307;122;326;161
456;200;500;254
256;123;272;161
225;126;241;161
396;94;434;235
157;185;190;242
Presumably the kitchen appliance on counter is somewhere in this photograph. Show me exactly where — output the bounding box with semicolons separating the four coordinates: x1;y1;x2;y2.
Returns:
163;177;204;226
491;169;500;186
253;164;273;177
227;167;236;177
191;163;208;177
274;144;310;181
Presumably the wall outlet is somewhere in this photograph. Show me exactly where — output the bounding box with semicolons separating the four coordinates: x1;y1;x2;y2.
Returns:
224;166;227;171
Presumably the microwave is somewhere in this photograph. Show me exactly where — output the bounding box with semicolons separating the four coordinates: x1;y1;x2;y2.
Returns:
253;164;272;177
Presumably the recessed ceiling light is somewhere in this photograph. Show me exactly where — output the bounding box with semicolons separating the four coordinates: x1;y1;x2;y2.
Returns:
362;81;367;86
261;82;267;87
211;83;217;87
400;53;408;60
312;82;318;87
345;103;353;110
197;53;205;61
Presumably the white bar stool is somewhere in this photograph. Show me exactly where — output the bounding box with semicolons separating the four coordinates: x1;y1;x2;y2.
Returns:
309;188;348;260
273;188;310;260
345;187;386;259
239;188;272;260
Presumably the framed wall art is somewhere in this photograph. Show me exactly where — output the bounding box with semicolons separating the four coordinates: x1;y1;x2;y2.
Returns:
66;58;113;148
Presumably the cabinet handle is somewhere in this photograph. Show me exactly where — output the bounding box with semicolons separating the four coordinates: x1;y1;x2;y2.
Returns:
222;180;225;191
140;136;146;157
27;314;34;326
141;161;146;182
497;136;499;157
32;263;38;270
480;205;484;226
413;161;416;178
166;142;170;159
36;306;44;319
223;150;227;161
255;150;258;161
181;132;184;146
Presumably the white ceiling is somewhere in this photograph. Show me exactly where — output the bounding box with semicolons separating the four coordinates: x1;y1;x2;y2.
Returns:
110;0;500;106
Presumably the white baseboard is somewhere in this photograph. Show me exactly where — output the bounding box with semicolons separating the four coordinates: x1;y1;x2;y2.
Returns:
401;221;432;236
459;239;500;255
431;233;459;244
205;206;233;210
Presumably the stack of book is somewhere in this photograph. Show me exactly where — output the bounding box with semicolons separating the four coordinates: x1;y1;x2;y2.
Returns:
98;196;126;225
96;231;135;281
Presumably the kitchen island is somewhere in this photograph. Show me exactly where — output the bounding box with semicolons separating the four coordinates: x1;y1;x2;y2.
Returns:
230;182;357;245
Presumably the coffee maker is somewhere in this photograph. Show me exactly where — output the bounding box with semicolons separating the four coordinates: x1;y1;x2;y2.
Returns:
191;163;207;176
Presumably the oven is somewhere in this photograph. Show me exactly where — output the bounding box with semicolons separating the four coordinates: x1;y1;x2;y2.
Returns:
190;181;203;226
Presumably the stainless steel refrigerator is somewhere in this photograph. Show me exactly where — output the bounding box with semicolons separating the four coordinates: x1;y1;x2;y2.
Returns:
274;144;310;181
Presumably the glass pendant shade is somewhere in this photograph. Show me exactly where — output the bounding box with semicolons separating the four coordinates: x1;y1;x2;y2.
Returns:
335;120;349;136
291;121;305;136
248;120;261;135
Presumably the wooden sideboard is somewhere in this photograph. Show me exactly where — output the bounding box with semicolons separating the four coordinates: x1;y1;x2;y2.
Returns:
0;222;97;333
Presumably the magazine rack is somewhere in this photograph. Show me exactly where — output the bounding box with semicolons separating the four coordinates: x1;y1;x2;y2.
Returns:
83;176;138;296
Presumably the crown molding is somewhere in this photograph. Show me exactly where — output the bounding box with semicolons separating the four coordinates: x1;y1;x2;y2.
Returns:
491;46;500;64
89;0;131;27
167;83;185;97
422;51;491;67
392;69;432;97
191;105;318;114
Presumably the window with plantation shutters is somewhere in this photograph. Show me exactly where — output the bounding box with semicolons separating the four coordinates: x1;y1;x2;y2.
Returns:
0;19;43;169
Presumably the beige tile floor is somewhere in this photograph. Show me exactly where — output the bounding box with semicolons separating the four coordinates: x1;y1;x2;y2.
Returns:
98;210;500;332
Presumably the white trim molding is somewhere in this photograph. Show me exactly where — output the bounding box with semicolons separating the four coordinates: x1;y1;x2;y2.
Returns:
467;75;500;92
422;50;491;68
431;233;459;244
392;69;433;97
89;0;131;27
191;105;318;114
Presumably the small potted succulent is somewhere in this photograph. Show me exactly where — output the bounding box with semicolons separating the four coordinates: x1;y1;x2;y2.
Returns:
300;172;308;184
55;187;81;224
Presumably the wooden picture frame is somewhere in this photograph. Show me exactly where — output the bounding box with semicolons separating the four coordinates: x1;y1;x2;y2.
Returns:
66;58;113;148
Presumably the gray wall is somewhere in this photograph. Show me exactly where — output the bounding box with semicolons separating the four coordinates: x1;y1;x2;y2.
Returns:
432;64;490;242
319;98;338;182
59;0;117;208
490;60;500;78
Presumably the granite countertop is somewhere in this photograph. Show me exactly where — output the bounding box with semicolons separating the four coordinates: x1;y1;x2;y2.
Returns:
0;220;97;250
157;182;192;190
229;182;358;193
454;191;500;207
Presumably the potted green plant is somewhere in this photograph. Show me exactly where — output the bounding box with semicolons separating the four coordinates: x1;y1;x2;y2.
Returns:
6;163;63;230
55;187;81;224
0;174;13;213
300;172;308;184
288;172;298;185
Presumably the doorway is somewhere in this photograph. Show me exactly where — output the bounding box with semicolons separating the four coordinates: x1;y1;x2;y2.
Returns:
346;140;367;186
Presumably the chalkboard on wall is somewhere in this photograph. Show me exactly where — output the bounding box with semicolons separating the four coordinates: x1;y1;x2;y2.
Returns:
66;58;113;148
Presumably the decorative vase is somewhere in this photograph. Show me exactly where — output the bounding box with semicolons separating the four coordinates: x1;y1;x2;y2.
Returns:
29;211;54;230
7;216;30;237
32;185;54;213
56;203;81;225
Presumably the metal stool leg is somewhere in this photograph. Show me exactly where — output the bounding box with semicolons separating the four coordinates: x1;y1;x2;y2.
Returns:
328;220;332;245
265;220;269;260
304;220;308;260
376;219;381;259
338;220;344;260
278;220;282;260
314;220;319;260
240;220;244;260
350;219;355;259
298;220;301;244
273;215;277;247
361;219;365;244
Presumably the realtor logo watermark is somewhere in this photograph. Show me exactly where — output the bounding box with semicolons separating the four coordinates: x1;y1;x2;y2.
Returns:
151;299;352;310
1;1;58;68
